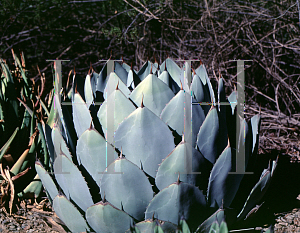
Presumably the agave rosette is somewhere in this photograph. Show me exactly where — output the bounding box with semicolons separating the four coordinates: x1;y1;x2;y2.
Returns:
36;58;277;232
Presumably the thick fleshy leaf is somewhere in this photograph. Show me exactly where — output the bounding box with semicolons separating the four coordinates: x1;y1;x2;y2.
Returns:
160;58;181;89
206;78;216;106
53;195;90;233
219;221;229;233
160;90;205;147
35;161;58;201
208;221;219;232
158;70;170;86
217;78;228;156
137;60;157;82
100;158;153;221
84;74;94;108
191;74;204;101
95;60;126;100
97;89;136;138
145;182;207;231
237;119;251;168
195;64;215;105
86;201;133;233
126;220;177;233
130;74;175;117
127;69;138;90
178;218;191;233
158;69;180;94
96;61;109;93
72;74;85;102
207;147;244;208
114;61;128;85
114;106;175;178
196;107;219;164
250;114;261;154
76;128;117;186
195;65;207;85
191;99;206;147
18;174;43;199
42;123;55;163
122;62;132;73
90;72;98;97
51;125;72;161
196;208;224;233
180;66;191;93
191;74;212;116
228;91;237;115
237;160;277;221
103;72;131;99
155;141;210;191
61;98;77;156
72;93;92;138
53;153;94;211
160;90;185;135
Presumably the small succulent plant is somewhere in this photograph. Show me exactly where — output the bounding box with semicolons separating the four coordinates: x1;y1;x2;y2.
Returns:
0;50;50;214
36;58;276;232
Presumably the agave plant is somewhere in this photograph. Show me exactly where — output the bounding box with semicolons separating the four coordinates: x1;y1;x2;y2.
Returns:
0;50;50;214
36;58;277;232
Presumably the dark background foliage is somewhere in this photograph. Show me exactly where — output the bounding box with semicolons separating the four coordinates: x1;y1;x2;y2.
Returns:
1;0;300;142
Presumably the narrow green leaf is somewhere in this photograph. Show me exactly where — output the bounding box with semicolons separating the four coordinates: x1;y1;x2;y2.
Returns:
18;174;43;199
0;127;19;160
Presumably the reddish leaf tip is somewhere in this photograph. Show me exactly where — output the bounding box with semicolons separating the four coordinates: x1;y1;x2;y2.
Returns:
141;94;145;108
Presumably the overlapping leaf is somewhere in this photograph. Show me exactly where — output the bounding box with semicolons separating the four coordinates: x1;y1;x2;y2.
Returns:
114;106;175;178
53;195;90;232
76;127;118;186
86;201;133;233
97;89;136;138
72;93;92;138
145;182;207;231
100;158;153;221
53;153;94;211
130;73;175;117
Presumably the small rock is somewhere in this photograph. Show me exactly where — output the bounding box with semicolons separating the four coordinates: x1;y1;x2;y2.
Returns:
279;222;288;226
